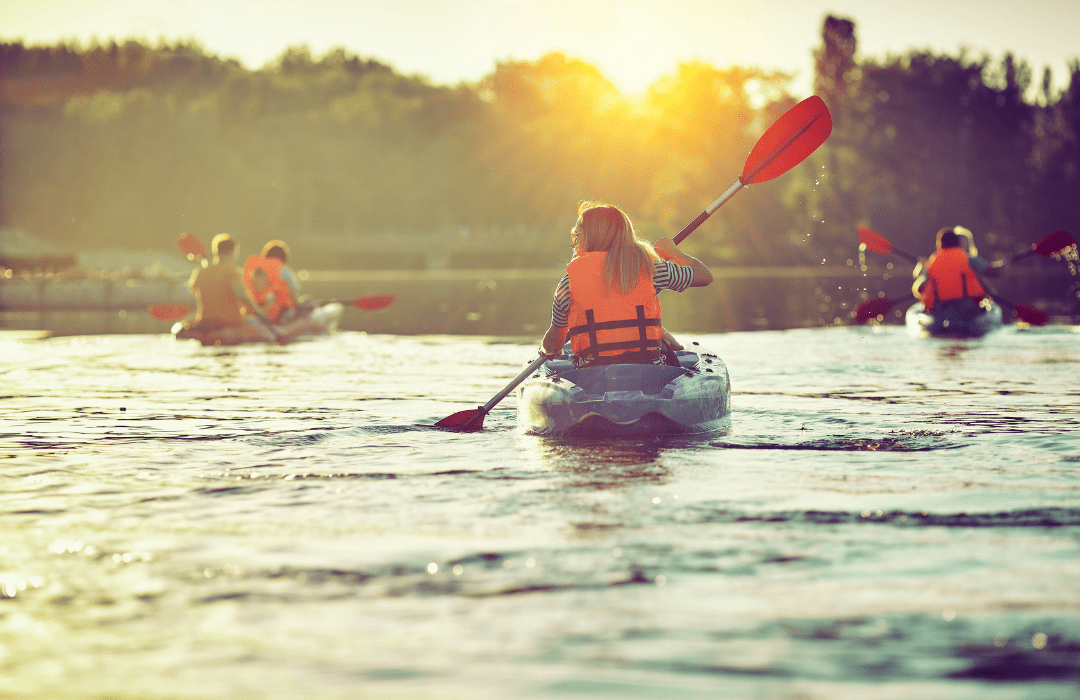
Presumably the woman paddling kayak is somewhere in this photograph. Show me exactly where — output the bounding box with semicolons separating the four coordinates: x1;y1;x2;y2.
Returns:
538;201;713;366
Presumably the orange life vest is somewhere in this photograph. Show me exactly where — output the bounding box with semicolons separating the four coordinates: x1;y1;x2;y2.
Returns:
921;247;986;311
566;252;662;362
244;255;297;322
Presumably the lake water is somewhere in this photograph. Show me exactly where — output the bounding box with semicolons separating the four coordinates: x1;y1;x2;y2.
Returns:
1;324;1079;699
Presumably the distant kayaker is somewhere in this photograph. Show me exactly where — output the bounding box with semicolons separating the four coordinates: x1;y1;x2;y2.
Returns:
186;233;272;330
538;201;713;366
244;240;307;323
911;226;990;311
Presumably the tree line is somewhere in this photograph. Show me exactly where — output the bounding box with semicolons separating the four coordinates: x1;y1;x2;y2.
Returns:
1;17;1077;272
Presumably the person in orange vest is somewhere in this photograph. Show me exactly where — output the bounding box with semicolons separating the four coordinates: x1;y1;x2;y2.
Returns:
538;201;713;367
248;267;276;318
911;226;989;311
244;240;303;323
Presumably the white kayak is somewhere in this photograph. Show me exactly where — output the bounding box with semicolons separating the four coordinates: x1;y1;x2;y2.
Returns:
516;344;731;436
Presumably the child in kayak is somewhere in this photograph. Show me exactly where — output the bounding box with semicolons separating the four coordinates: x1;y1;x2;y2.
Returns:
248;267;277;318
244;240;307;322
187;234;272;330
911;226;989;311
539;201;713;367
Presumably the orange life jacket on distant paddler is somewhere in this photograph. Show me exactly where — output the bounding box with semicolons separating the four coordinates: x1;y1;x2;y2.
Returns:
920;247;986;311
566;251;662;363
244;255;297;322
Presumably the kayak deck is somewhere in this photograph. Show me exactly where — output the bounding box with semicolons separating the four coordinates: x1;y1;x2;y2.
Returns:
516;346;731;436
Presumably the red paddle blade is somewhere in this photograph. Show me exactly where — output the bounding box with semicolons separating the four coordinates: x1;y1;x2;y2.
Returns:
742;95;833;184
1012;302;1048;326
1033;229;1075;257
148;304;193;321
857;226;894;255
854;297;894;324
179;232;206;259
433;408;486;431
352;294;395;311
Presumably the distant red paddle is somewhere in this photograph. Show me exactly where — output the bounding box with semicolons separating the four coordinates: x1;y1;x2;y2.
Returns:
857;226;918;263
148;304;195;321
179;231;206;260
331;295;395;311
436;95;834;431
1011;229;1075;262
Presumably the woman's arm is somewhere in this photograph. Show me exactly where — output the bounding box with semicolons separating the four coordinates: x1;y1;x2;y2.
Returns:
653;237;713;287
540;324;567;359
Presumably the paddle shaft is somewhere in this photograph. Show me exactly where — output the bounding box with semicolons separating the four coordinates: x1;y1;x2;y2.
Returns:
467;356;548;427
674;180;743;245
886;246;919;265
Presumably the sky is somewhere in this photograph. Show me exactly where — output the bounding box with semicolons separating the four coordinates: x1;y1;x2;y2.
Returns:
2;0;1079;98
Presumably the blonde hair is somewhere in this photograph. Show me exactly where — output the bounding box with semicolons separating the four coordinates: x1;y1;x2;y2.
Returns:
575;201;654;295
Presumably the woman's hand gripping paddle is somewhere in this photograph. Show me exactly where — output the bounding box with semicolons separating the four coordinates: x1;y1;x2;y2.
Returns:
435;95;834;431
853;227;1049;326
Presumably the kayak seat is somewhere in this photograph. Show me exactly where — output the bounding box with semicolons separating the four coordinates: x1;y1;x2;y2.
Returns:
554;364;688;397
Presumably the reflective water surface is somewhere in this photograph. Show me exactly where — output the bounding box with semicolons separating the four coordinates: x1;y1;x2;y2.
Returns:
2;325;1079;699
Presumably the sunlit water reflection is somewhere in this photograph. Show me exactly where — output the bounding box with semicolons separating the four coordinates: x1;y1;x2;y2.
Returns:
2;325;1079;699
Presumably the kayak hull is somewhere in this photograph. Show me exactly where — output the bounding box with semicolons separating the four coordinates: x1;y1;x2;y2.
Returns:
516;348;731;436
172;303;343;346
905;299;1003;338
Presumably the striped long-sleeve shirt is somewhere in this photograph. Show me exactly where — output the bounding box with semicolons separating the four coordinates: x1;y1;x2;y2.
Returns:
550;259;694;328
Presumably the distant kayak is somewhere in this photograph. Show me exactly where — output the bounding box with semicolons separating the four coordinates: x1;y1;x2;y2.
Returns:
172;303;343;346
905;298;1003;338
516;345;731;436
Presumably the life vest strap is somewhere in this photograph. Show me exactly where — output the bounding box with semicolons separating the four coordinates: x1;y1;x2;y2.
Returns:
568;305;662;358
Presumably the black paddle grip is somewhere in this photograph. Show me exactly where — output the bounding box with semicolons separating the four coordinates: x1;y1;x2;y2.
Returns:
673;211;709;245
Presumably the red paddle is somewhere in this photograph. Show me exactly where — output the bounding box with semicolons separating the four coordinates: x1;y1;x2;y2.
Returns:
1011;229;1075;262
148;304;195;321
327;295;395;311
436;95;834;431
673;95;833;244
853;296;903;324
179;231;207;262
857;226;918;263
